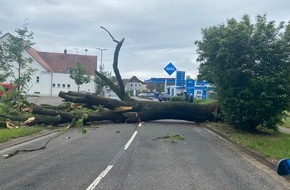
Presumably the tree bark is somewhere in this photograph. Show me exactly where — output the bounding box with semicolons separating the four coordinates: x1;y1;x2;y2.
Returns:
57;91;220;124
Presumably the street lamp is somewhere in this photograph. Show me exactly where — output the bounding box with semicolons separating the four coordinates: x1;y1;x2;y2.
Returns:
96;47;108;96
96;47;108;69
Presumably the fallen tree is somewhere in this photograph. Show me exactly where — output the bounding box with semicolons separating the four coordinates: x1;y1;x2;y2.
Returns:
0;27;221;128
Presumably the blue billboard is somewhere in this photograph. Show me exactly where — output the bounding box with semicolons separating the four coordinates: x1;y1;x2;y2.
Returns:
186;79;195;96
175;71;185;87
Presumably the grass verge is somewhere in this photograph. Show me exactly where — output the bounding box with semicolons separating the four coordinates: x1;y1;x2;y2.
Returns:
0;127;43;143
207;122;290;162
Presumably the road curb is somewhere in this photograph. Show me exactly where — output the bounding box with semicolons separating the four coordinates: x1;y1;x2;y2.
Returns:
204;124;277;171
0;129;60;151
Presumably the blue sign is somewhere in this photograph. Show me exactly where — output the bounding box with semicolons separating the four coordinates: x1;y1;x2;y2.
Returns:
176;71;185;87
202;89;207;99
186;79;195;96
164;62;177;76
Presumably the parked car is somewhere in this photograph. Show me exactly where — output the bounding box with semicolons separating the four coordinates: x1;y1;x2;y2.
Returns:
0;82;14;97
138;92;156;99
109;92;120;100
158;93;171;102
138;93;148;98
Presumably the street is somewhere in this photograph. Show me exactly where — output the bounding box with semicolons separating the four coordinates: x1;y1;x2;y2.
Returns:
0;121;289;190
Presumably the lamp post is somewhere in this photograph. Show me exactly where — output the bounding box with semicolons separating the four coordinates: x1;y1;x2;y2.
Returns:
96;47;108;69
96;47;108;96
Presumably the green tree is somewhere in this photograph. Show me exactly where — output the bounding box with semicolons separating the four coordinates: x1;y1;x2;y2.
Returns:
94;63;113;95
195;14;290;131
0;30;9;82
70;61;91;92
1;25;37;92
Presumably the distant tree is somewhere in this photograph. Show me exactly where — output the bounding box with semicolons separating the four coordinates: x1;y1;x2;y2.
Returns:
0;30;9;82
94;63;112;95
195;14;290;131
0;25;37;91
70;61;91;92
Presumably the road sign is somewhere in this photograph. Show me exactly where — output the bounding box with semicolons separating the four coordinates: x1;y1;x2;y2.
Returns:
164;62;177;76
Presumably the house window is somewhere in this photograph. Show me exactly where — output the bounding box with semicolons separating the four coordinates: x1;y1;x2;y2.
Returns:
57;84;60;88
52;83;55;88
130;84;133;87
62;84;65;88
36;76;39;83
67;84;70;88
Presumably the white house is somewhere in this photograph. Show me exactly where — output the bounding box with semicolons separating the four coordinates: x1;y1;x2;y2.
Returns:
123;76;146;94
0;33;97;96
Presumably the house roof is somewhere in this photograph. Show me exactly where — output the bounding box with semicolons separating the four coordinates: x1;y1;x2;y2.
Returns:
123;76;145;84
37;51;97;75
27;48;54;72
1;33;97;75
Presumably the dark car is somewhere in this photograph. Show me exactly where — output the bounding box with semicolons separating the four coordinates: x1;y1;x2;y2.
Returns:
158;93;171;102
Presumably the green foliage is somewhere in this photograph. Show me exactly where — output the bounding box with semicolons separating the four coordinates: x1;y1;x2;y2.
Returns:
76;113;89;127
169;132;185;143
196;14;290;131
169;96;184;102
79;128;88;134
70;61;91;92
1;25;37;91
94;63;113;95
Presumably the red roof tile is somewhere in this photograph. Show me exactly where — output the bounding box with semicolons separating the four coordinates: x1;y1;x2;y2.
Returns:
37;51;97;75
27;48;54;72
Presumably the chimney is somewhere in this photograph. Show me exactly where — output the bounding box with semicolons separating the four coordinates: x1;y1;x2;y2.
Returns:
64;49;67;54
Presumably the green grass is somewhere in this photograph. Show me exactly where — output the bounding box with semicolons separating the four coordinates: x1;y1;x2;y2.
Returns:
208;123;290;161
0;127;42;143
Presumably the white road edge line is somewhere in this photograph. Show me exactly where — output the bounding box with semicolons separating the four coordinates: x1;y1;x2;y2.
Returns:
124;131;138;150
86;165;113;190
204;128;228;143
86;130;139;189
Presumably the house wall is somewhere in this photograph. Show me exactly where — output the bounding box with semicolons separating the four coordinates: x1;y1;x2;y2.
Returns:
125;82;142;92
1;50;52;95
0;43;96;95
51;73;95;96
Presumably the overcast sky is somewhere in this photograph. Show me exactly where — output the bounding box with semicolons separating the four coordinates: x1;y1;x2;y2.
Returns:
1;0;289;81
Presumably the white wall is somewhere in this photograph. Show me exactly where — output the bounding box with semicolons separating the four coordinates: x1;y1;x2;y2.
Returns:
51;73;95;96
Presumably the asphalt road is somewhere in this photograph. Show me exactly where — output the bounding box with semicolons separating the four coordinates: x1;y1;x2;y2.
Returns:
0;122;289;190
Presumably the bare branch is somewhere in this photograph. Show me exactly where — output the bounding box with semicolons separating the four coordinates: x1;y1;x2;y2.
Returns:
100;26;119;43
100;26;129;100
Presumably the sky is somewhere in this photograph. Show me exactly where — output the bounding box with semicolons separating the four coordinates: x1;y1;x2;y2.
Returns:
0;0;289;81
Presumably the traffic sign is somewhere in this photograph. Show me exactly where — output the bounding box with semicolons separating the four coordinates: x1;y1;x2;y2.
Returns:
164;62;177;76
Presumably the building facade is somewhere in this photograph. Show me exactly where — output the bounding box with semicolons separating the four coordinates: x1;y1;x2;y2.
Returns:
0;33;97;96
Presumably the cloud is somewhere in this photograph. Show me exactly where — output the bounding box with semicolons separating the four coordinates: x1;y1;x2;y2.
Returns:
1;0;289;80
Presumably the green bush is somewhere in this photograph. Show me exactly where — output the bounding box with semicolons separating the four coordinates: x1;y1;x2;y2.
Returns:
196;14;290;131
170;96;184;102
